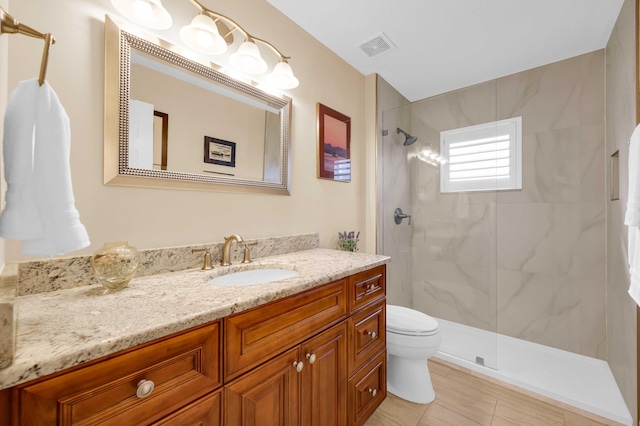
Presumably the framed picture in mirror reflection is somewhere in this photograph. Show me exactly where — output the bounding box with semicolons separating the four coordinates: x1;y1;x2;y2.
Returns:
204;136;236;167
317;103;351;182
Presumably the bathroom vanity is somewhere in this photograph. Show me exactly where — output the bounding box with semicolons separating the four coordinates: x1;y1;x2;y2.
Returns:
0;248;387;425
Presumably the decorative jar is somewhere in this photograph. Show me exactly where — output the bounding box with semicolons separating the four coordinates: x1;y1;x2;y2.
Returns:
91;242;140;292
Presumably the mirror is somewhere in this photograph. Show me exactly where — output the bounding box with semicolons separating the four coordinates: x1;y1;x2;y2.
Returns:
104;16;292;194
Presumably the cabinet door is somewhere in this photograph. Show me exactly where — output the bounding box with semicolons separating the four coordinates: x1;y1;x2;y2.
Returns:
153;390;222;426
300;322;347;426
225;346;301;426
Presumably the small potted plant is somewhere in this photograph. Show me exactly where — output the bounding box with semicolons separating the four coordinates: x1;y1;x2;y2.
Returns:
337;231;360;252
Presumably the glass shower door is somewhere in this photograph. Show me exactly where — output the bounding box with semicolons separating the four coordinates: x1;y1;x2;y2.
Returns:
379;84;498;369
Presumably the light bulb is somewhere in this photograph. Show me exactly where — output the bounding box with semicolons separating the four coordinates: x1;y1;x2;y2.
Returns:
111;0;172;29
266;61;299;89
195;30;213;47
230;41;268;74
180;14;227;55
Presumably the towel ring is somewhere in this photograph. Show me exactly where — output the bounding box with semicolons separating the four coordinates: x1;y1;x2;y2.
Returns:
0;7;55;86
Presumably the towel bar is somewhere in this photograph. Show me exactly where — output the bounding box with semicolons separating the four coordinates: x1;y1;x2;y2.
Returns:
0;7;55;86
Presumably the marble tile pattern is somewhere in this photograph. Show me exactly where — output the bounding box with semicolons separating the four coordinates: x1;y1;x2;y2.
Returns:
0;248;389;389
382;50;606;358
0;264;17;369
605;0;638;419
14;233;320;296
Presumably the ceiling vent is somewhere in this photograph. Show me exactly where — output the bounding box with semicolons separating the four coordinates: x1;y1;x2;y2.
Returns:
358;32;396;58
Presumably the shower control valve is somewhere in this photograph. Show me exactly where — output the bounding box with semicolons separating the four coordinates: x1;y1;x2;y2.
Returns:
394;208;412;225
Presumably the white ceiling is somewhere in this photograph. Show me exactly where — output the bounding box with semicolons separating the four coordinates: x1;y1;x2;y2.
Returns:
265;0;625;102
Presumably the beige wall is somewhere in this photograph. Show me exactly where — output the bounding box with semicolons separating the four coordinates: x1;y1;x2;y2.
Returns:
5;0;368;261
606;0;637;419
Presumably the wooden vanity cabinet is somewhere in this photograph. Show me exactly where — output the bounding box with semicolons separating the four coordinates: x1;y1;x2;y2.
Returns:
6;264;387;426
12;322;222;426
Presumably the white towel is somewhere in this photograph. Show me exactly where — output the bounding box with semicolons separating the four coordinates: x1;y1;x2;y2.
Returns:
0;79;90;257
626;123;640;305
0;80;43;240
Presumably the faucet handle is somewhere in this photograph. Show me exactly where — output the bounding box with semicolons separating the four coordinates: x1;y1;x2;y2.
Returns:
242;243;258;264
192;248;213;270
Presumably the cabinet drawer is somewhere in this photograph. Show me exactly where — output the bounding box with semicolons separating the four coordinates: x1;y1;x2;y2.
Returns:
225;279;348;380
17;322;222;426
348;265;385;313
348;350;386;426
348;300;385;376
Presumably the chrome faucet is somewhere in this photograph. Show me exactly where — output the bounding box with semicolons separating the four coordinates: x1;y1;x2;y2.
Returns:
221;234;244;266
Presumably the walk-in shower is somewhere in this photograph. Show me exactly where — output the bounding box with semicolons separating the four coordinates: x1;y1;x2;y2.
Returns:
377;53;631;425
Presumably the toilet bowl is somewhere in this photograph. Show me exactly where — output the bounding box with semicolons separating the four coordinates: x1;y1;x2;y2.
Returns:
386;305;441;404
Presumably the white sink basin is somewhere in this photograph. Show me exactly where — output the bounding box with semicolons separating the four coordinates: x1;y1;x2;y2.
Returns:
208;268;299;287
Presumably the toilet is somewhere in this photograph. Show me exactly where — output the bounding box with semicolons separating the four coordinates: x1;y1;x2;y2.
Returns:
386;305;441;404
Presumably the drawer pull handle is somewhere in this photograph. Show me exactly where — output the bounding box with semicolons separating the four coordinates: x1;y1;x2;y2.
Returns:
367;283;375;291
293;361;304;373
306;353;317;364
136;379;155;399
368;388;377;397
367;331;377;339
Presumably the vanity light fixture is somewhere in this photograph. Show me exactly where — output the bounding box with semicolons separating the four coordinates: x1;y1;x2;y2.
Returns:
181;0;299;89
111;0;300;89
110;0;172;30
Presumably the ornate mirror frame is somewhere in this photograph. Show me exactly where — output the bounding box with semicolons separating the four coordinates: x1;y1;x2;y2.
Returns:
104;16;292;195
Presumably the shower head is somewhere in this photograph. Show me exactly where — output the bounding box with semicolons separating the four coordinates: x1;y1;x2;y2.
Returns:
396;128;417;146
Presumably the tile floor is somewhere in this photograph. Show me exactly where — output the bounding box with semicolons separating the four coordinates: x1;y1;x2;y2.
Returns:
365;359;620;426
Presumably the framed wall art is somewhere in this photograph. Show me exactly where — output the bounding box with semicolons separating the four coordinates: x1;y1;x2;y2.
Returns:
204;136;236;167
317;103;351;182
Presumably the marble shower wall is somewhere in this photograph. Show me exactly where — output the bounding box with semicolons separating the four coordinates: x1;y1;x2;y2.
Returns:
408;50;606;359
605;0;637;418
409;81;498;333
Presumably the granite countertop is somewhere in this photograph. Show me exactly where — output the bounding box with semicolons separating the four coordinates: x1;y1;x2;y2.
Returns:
0;248;389;390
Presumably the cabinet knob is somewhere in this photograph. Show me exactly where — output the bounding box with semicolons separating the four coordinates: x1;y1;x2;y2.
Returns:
367;331;377;339
367;283;375;291
293;360;304;373
136;379;155;398
368;388;377;397
306;352;316;364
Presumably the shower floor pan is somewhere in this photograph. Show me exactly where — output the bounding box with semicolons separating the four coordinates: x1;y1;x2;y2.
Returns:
433;318;632;426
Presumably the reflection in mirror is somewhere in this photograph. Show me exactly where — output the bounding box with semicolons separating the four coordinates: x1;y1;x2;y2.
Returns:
104;15;292;194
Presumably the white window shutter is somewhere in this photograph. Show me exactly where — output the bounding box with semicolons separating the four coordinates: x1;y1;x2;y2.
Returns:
440;117;522;193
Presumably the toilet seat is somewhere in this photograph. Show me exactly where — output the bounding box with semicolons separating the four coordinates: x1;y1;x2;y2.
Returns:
387;305;439;336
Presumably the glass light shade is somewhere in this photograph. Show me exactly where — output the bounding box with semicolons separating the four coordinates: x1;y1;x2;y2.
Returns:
230;41;268;75
266;61;299;89
180;15;228;55
111;0;172;30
